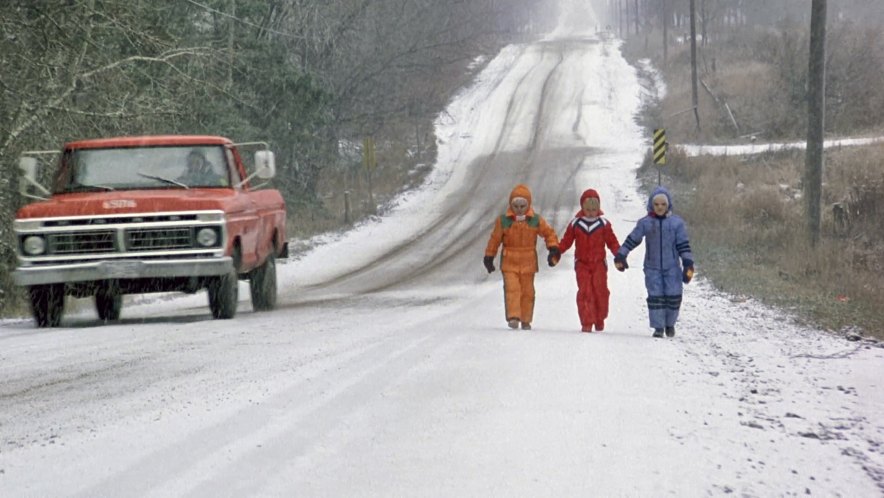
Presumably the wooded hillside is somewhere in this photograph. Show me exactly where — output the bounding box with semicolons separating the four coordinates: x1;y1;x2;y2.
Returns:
0;0;555;312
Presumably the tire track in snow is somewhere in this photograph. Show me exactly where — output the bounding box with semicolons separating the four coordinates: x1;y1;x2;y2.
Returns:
74;300;475;497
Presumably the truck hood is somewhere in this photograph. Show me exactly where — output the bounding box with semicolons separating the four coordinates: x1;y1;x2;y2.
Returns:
16;189;239;219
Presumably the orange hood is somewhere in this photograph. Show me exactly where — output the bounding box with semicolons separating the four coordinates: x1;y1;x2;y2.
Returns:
507;184;535;218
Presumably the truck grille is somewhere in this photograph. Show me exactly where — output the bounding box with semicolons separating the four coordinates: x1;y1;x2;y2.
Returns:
126;227;193;250
49;230;117;254
43;214;198;227
16;211;225;262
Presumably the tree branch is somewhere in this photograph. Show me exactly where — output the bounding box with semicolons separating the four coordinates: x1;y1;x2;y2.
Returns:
2;48;212;151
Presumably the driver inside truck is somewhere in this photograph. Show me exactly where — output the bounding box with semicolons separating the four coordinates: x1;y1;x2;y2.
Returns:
178;149;226;186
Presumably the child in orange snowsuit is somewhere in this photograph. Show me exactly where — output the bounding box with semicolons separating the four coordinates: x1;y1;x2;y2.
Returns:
558;188;621;333
484;184;560;330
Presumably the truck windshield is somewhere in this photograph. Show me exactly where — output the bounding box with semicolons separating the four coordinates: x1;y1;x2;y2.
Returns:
56;145;230;193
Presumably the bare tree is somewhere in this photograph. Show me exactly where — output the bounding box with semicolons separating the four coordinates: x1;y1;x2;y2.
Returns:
0;0;550;312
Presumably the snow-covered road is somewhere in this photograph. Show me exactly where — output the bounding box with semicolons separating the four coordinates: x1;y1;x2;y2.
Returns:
2;1;882;496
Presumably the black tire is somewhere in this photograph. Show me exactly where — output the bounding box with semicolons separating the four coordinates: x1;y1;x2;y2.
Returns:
208;270;238;319
29;284;65;328
95;288;122;321
249;254;277;311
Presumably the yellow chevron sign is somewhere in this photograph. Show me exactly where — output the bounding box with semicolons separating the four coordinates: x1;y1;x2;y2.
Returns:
653;129;666;165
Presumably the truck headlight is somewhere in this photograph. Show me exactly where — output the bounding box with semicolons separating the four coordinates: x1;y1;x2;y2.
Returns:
195;227;218;247
22;235;46;255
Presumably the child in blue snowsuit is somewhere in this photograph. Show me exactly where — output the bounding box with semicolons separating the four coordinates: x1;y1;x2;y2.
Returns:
613;186;694;338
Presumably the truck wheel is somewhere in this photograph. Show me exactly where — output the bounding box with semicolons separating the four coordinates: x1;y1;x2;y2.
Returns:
208;271;238;319
249;254;277;311
29;284;65;328
95;288;122;321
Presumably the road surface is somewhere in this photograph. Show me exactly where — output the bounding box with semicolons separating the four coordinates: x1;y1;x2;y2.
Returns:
2;2;882;496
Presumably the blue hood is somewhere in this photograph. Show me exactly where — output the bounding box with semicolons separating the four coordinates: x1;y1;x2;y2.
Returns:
647;186;673;214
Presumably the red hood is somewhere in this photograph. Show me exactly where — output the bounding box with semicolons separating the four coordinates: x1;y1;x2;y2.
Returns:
16;189;239;219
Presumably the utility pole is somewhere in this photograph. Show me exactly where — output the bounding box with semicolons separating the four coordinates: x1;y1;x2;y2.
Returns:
227;0;235;90
690;0;700;130
623;0;629;38
609;0;614;29
805;0;827;246
634;0;640;34
662;0;668;63
700;0;708;46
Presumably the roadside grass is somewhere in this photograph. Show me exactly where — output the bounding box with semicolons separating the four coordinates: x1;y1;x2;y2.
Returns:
284;121;437;244
638;146;884;340
623;21;884;340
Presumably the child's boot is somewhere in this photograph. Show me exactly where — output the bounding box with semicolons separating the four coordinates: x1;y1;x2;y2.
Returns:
508;318;520;329
665;326;676;337
581;325;592;333
521;322;532;330
652;328;665;338
594;320;604;332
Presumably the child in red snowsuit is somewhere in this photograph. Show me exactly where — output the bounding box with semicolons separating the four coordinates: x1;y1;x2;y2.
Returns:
558;189;621;333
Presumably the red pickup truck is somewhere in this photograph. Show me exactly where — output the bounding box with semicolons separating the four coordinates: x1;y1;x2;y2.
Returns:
13;135;288;327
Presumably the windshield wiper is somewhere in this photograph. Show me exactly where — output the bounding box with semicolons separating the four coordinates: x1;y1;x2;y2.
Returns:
137;172;189;189
67;182;115;192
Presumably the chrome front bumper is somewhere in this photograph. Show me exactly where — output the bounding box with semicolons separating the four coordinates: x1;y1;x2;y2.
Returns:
13;257;234;286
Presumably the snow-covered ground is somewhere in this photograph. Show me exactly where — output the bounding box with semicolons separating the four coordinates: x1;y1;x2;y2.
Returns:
680;136;884;157
1;0;882;496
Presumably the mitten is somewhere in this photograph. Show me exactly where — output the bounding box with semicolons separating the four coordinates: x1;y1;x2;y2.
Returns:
682;259;694;283
613;254;628;272
483;256;495;273
547;247;561;267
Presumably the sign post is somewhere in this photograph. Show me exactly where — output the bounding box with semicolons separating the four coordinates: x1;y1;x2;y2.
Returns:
363;137;376;213
362;137;376;171
653;128;667;185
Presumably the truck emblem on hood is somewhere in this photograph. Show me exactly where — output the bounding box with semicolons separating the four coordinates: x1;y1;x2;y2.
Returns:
102;199;137;209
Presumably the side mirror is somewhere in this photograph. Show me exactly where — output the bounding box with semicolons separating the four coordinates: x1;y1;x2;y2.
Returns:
254;150;276;179
19;156;51;197
19;156;38;182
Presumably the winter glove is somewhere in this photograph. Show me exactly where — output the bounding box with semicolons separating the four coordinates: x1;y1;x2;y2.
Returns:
613;254;628;272
483;256;495;273
547;247;561;267
682;259;694;284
